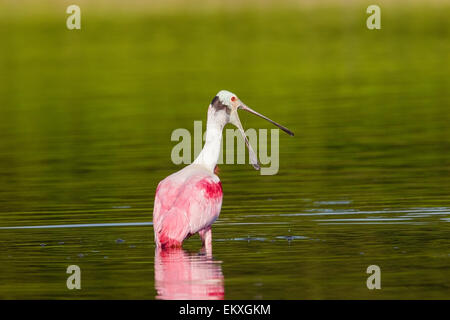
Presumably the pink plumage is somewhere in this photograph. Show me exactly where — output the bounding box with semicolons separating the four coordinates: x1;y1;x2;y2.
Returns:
153;165;223;248
152;90;293;250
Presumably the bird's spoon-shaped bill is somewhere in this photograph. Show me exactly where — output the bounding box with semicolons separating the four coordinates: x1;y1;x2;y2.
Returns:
229;110;260;170
239;104;294;137
230;103;294;170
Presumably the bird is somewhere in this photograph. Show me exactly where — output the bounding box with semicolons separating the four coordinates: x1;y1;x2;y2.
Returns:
152;90;294;250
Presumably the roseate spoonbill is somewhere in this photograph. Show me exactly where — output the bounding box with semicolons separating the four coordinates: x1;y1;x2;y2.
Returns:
153;90;293;249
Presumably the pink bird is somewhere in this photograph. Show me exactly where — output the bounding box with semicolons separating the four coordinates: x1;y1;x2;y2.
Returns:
153;90;294;250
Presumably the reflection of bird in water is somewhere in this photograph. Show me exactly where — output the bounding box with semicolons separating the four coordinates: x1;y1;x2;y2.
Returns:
153;90;294;249
154;247;224;300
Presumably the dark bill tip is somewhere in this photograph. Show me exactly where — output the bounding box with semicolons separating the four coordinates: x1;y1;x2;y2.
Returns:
240;105;294;137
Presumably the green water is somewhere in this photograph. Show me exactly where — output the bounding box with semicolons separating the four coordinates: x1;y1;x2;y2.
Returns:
0;5;449;299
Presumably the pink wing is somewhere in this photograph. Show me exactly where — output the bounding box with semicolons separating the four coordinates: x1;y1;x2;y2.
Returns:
153;169;223;247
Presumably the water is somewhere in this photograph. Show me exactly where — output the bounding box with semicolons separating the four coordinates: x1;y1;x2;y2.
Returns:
0;3;449;299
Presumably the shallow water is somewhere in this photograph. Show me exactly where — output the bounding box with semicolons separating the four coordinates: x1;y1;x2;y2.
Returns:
0;5;449;299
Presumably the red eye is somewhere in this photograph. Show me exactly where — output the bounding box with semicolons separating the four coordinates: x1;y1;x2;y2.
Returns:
231;96;236;102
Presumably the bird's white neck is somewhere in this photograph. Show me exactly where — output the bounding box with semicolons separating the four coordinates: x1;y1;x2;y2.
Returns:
193;109;224;173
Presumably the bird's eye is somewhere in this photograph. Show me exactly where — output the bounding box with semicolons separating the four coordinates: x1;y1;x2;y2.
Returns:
231;96;236;102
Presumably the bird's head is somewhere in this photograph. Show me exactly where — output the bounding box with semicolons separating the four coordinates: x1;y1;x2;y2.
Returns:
209;90;294;170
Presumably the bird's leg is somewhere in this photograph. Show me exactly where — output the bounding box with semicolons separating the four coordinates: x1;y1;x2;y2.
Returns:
199;226;212;256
